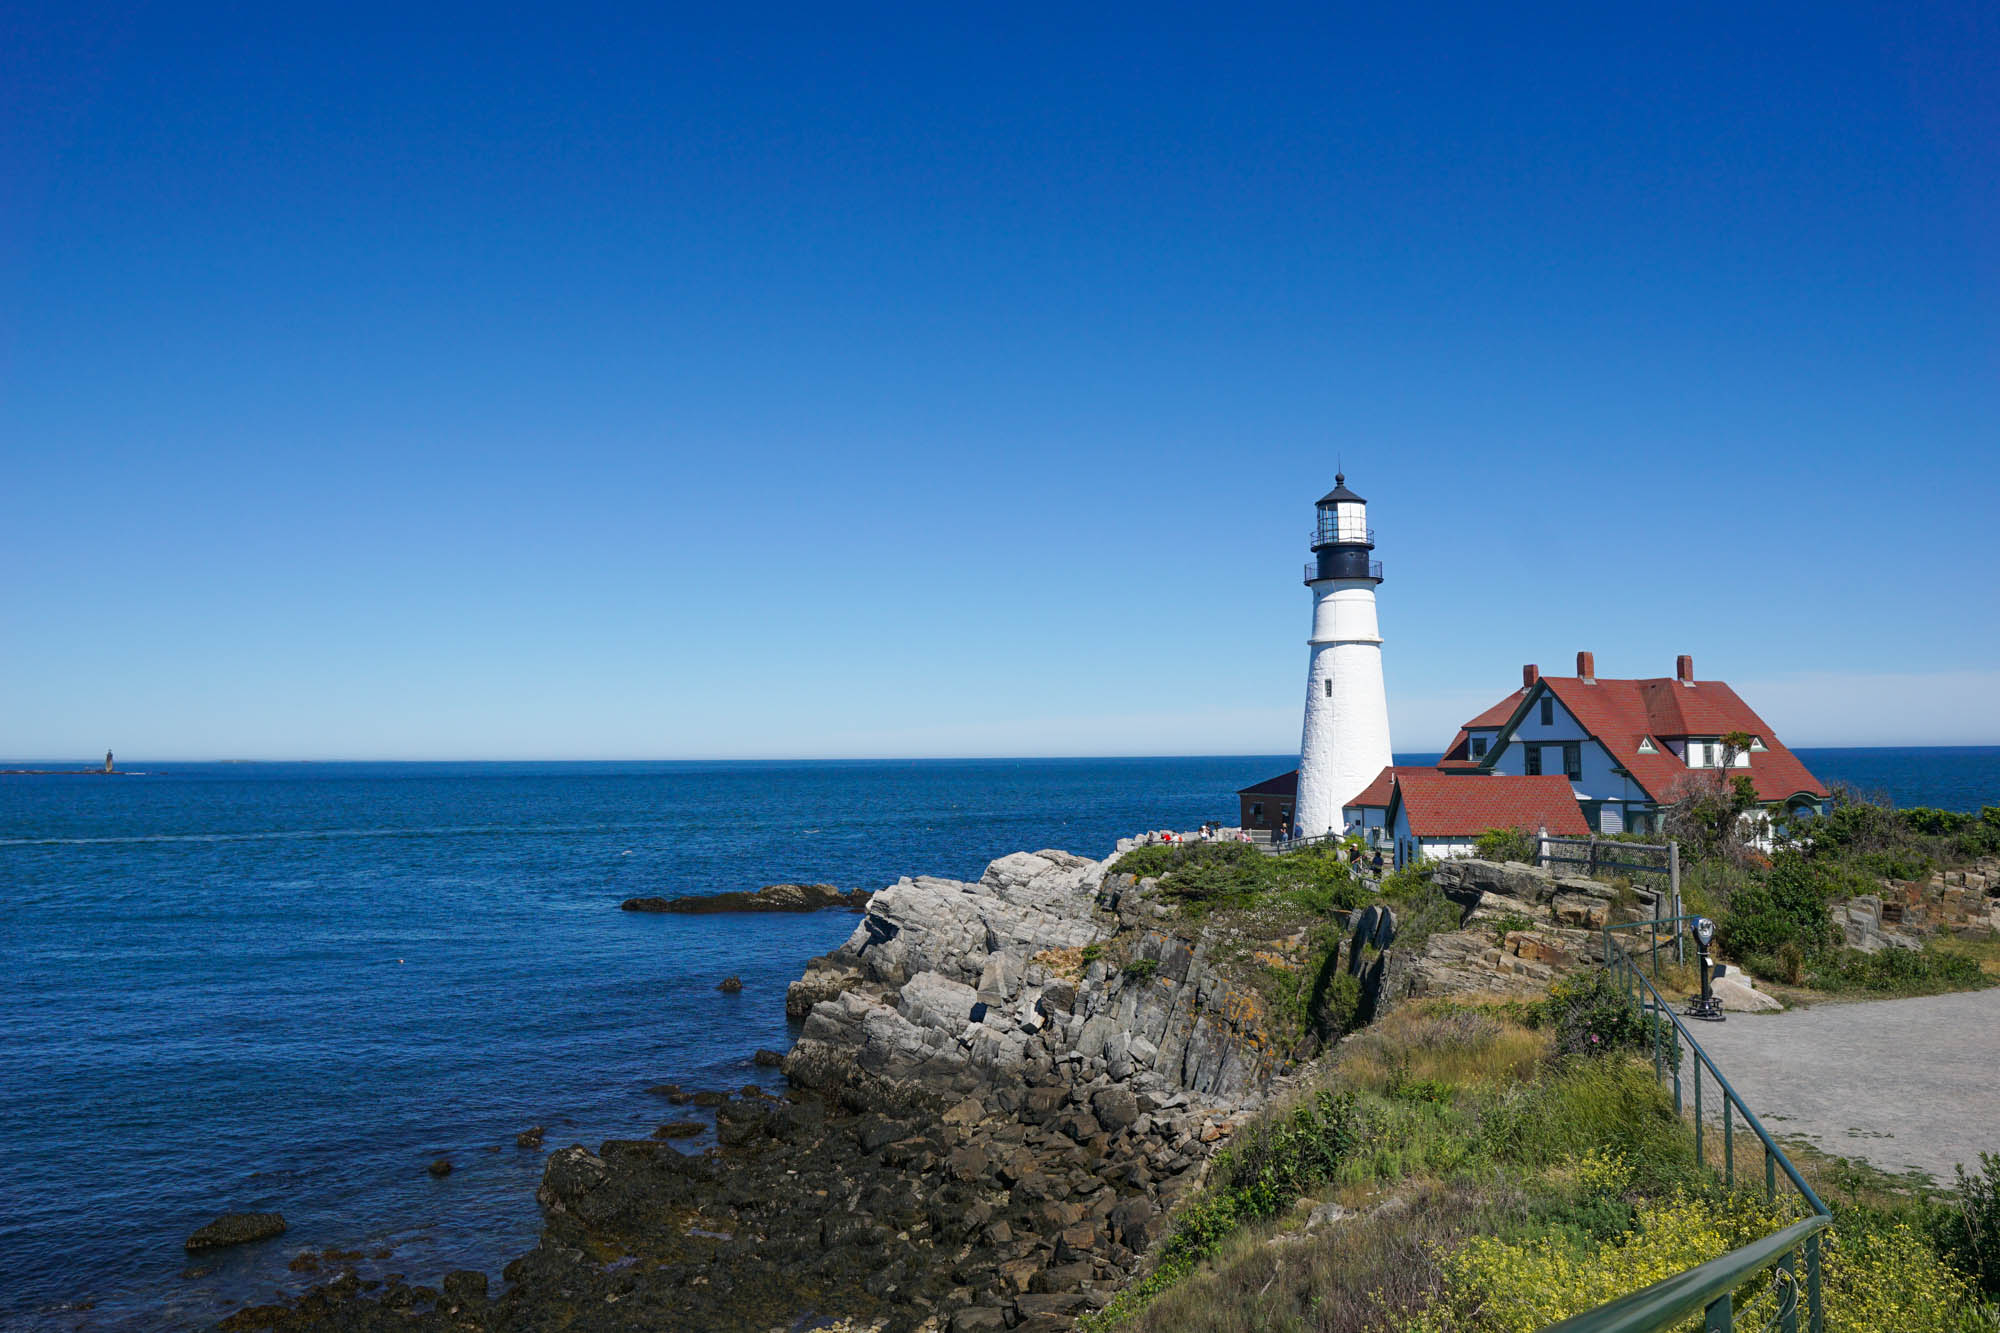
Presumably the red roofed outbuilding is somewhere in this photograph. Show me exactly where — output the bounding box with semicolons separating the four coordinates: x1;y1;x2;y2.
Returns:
1385;772;1589;868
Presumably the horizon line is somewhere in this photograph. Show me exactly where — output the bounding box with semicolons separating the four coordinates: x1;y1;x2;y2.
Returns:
8;742;2000;767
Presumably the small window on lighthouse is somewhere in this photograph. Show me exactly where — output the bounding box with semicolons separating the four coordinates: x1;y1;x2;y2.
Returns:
1324;680;1332;697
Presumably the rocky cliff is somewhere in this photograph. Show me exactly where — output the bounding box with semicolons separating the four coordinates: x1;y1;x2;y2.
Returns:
228;849;1634;1333
782;849;1291;1116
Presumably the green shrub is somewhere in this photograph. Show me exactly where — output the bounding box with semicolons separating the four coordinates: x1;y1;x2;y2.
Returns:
1716;851;1837;963
1126;1088;1363;1299
1310;968;1363;1042
1122;957;1159;981
1806;945;1985;996
1377;867;1464;952
1474;827;1538;864
1112;841;1370;917
1931;1151;2000;1297
1534;969;1678;1064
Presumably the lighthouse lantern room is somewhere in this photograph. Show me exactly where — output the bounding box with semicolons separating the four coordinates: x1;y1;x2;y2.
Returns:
1293;475;1393;840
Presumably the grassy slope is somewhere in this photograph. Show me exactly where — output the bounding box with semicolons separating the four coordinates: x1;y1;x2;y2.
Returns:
1087;996;1989;1333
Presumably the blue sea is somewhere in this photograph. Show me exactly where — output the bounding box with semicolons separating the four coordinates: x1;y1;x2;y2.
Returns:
2;749;1995;1330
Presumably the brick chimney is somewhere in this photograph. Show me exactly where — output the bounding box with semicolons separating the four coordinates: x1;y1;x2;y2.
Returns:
1676;654;1694;685
1577;651;1595;682
1523;663;1539;690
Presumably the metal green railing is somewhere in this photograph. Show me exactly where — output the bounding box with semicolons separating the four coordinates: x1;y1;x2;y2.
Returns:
1545;917;1832;1333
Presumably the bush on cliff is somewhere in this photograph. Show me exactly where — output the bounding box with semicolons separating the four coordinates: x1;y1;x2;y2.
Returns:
1113;841;1369;917
1716;850;1839;964
1531;969;1677;1065
1473;827;1538;864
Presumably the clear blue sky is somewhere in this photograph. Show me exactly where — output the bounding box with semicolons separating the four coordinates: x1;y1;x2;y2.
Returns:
3;3;1996;759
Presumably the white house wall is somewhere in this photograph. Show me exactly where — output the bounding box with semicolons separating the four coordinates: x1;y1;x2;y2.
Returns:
1489;690;1651;807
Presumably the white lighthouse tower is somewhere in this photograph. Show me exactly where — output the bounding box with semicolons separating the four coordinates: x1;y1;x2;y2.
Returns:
1293;475;1393;840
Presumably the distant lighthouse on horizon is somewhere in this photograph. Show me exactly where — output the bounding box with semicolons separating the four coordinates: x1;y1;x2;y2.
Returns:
1293;475;1393;840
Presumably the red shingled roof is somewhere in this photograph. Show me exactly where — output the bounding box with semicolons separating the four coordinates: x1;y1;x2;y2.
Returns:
1534;676;1826;804
1390;772;1589;838
1437;693;1525;767
1345;764;1438;808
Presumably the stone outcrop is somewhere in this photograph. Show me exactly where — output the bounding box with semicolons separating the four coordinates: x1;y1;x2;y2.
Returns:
784;849;1293;1111
1378;859;1613;1006
1833;858;2000;952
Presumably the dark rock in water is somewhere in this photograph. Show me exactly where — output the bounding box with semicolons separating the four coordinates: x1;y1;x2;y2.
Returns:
620;883;872;914
690;1090;728;1107
440;1270;488;1307
179;1265;215;1280
652;1120;703;1138
516;1125;545;1149
752;1047;784;1066
717;976;743;993
185;1212;286;1251
644;1083;680;1098
426;1158;453;1178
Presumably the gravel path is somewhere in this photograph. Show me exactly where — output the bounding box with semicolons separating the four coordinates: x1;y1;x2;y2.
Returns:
1688;987;2000;1185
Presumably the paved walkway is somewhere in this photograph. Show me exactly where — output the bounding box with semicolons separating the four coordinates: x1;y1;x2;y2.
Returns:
1690;988;2000;1185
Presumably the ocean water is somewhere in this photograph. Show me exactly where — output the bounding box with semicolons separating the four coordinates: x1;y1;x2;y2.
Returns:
2;749;1995;1330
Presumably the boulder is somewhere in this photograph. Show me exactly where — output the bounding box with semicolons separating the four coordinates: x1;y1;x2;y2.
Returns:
185;1213;287;1251
515;1125;545;1149
1551;893;1609;930
440;1270;488;1306
1091;1086;1141;1133
1306;1201;1351;1230
426;1158;453;1178
652;1121;704;1138
1712;977;1783;1013
717;976;743;993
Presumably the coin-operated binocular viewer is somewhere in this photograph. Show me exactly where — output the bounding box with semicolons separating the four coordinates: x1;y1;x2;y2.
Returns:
1684;916;1726;1023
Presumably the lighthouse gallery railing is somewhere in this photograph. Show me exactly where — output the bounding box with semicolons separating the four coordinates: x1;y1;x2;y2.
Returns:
1302;559;1384;583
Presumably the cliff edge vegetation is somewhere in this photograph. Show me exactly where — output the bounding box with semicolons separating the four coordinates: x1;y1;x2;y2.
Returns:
1085;976;1997;1332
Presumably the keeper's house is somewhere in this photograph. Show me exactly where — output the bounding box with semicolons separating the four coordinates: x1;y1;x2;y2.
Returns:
1435;653;1829;837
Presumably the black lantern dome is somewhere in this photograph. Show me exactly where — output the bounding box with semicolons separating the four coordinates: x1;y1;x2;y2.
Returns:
1306;473;1384;585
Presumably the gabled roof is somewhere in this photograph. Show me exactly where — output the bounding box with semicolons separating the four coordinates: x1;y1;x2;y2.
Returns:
1345;764;1439;808
1483;675;1827;804
1437;690;1527;769
1389;772;1590;838
1236;769;1298;798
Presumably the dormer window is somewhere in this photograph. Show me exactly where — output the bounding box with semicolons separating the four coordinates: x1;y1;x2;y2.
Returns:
1471;736;1487;758
1637;739;1657;754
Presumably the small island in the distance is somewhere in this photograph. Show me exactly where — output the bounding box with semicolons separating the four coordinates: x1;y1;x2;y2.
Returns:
619;882;874;914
